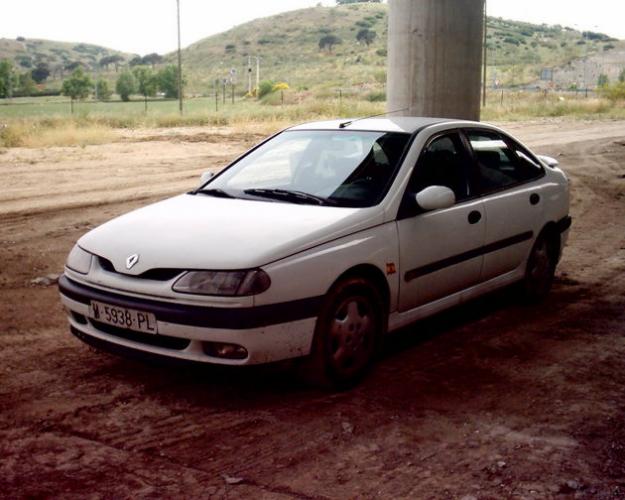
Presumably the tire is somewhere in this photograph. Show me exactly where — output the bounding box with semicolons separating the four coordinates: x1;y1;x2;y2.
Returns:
301;277;386;389
523;231;558;302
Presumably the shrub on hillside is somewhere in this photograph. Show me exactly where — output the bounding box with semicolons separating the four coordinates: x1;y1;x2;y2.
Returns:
258;80;275;98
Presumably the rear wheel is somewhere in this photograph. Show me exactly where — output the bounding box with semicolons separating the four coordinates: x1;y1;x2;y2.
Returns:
523;231;558;302
302;277;386;389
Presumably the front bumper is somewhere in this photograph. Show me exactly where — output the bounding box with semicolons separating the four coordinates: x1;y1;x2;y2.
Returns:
59;275;319;365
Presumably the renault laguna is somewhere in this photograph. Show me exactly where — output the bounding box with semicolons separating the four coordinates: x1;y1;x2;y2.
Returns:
59;117;571;387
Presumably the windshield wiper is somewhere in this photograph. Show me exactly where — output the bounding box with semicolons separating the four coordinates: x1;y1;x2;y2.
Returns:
243;188;334;206
196;188;237;199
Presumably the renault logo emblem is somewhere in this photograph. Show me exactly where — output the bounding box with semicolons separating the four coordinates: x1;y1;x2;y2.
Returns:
126;253;139;270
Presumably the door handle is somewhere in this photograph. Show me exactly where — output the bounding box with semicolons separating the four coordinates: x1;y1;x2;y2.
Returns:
530;193;540;205
468;210;482;224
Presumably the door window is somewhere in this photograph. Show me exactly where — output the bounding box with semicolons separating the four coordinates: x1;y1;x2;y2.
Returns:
409;133;471;202
466;130;543;193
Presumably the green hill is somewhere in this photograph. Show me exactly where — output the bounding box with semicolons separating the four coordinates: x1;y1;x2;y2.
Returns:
171;3;622;96
1;3;621;99
0;37;133;80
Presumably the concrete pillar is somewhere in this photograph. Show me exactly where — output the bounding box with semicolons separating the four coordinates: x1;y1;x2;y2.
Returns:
387;0;485;121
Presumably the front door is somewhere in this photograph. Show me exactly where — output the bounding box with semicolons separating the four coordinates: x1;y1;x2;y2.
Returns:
397;132;485;312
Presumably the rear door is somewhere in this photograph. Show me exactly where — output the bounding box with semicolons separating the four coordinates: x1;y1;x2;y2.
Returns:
397;131;485;312
463;129;546;282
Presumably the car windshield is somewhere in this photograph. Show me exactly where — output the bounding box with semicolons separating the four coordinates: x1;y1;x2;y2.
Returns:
201;130;411;207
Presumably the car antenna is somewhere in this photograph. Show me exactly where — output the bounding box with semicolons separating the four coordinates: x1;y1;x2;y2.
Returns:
338;108;408;129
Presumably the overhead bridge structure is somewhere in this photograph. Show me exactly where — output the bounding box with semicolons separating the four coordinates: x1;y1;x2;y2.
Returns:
387;0;486;121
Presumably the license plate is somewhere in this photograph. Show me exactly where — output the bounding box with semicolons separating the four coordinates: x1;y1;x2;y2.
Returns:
89;300;158;335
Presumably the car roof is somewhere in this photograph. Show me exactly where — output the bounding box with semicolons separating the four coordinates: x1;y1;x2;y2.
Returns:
288;117;481;134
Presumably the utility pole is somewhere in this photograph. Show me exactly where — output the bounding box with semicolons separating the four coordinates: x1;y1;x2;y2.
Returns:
176;0;183;114
256;56;260;91
247;55;252;94
482;0;488;108
215;79;219;112
230;68;236;104
94;67;98;101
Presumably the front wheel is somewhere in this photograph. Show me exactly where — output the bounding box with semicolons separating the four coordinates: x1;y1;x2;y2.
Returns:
302;277;386;389
523;232;558;302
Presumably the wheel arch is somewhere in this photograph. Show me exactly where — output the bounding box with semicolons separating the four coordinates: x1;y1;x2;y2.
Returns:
330;264;391;314
538;221;561;261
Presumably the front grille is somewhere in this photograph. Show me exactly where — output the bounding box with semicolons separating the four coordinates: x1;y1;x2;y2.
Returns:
90;320;190;350
97;256;183;281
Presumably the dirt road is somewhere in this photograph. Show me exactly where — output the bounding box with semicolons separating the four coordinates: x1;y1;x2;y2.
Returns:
1;120;625;498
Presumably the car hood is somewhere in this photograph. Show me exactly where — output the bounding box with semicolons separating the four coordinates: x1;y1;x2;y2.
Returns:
78;194;383;274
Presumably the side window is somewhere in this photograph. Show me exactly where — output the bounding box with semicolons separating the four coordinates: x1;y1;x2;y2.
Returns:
409;133;470;202
467;130;543;193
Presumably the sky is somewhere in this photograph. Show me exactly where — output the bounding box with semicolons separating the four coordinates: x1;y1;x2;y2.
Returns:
1;0;624;56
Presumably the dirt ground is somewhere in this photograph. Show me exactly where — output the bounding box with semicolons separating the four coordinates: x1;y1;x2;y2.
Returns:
1;119;625;499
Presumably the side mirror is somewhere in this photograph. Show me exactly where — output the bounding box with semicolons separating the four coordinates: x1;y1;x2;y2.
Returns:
200;171;215;184
538;155;559;168
415;186;456;211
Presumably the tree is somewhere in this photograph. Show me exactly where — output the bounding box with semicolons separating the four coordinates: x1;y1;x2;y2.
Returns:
597;73;609;88
129;56;143;67
108;55;125;72
17;56;32;69
619;68;625;83
61;68;93;113
95;79;112;101
64;61;83;72
356;28;377;46
157;64;182;98
18;72;36;96
0;59;17;98
31;62;50;83
132;66;158;111
319;34;342;53
128;53;163;69
142;53;163;68
116;70;136;101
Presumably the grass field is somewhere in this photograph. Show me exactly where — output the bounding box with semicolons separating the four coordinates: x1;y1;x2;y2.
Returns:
1;90;624;148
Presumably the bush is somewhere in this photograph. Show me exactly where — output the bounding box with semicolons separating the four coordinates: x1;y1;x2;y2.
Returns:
366;90;386;102
375;48;387;57
598;82;625;101
272;82;289;92
258;80;275;98
319;34;342;52
503;37;521;46
373;70;386;83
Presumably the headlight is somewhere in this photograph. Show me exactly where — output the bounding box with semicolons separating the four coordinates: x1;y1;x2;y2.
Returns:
172;269;271;296
66;245;92;274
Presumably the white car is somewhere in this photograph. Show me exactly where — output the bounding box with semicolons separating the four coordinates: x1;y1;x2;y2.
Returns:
59;117;571;387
